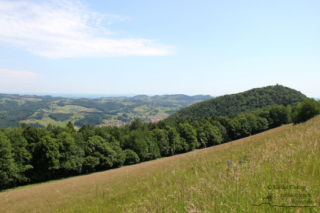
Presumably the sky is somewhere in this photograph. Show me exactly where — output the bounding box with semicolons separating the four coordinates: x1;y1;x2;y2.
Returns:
0;0;319;97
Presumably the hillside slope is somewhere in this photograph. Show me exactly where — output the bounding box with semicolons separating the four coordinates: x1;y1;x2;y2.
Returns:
166;85;307;121
1;115;319;212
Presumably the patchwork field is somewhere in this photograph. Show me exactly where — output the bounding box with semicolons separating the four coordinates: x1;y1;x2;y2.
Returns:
0;93;212;128
23;116;67;127
51;105;102;114
1;116;319;212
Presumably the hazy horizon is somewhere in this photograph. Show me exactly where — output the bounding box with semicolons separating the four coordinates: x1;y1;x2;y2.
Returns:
9;92;213;99
0;0;319;97
0;90;318;100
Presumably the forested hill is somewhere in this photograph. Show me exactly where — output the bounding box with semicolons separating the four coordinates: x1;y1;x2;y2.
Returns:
166;85;307;122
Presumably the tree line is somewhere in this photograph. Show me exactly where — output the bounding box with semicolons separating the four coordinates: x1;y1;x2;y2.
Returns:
0;98;319;191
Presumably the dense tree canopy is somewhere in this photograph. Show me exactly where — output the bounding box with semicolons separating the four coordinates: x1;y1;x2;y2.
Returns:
292;98;320;124
166;85;307;122
49;113;73;122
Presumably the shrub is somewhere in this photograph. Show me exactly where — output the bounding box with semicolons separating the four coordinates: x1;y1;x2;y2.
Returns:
124;149;140;165
292;98;320;124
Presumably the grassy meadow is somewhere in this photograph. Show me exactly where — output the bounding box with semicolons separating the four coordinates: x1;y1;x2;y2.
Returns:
22;116;67;128
1;116;320;212
50;105;101;114
20;105;101;127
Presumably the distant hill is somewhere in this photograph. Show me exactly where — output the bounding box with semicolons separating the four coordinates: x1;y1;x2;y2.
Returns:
0;93;212;128
132;94;212;101
165;85;307;121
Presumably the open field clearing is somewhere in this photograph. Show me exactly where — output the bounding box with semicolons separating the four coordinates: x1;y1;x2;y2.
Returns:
154;111;169;118
51;105;101;114
133;106;149;113
21;117;67;128
2;116;320;212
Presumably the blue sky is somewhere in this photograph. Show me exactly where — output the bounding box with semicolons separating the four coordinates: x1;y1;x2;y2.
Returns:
0;0;319;97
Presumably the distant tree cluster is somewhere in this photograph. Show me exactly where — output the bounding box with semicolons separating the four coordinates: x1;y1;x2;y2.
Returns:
165;110;176;115
0;100;51;128
74;114;111;126
71;100;125;112
153;101;176;108
49;113;73;122
149;109;159;115
117;114;130;122
56;101;66;106
30;111;45;120
26;123;45;128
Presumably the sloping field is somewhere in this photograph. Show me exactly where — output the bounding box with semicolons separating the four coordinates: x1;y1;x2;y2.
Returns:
1;116;320;212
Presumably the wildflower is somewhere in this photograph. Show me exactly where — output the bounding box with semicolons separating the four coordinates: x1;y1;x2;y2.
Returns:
243;154;247;160
290;144;293;146
239;160;241;164
236;173;240;176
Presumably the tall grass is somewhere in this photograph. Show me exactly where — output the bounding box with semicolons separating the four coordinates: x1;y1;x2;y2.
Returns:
1;116;320;212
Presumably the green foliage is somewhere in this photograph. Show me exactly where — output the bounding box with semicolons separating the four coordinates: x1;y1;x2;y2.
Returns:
152;129;170;156
200;121;222;147
210;120;227;141
0;93;213;128
5;128;33;180
145;135;161;160
123;130;149;161
226;119;242;140
166;85;307;122
56;101;65;106
178;123;199;151
0;133;21;190
32;134;60;181
292;98;320;124
124;149;140;165
117;115;130;122
49;113;73;122
0;107;297;190
255;117;268;133
74;115;105;126
30;111;45;120
123;129;160;161
109;142;126;168
66;121;76;133
71;99;125;112
84;136;117;172
57;132;84;176
237;116;251;137
268;105;291;128
27;123;45;128
164;126;183;155
129;118;144;131
83;156;99;173
0;99;51;128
